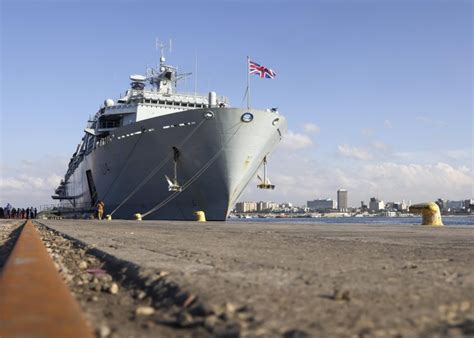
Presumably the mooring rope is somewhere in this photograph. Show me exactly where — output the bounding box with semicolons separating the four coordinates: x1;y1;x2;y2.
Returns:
109;118;207;216
102;130;145;200
141;124;243;218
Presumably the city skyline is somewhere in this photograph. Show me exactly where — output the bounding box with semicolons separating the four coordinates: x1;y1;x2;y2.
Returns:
235;195;473;212
237;187;473;210
1;1;472;207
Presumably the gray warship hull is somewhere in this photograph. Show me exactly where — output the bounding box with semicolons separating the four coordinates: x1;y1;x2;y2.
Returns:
63;108;287;220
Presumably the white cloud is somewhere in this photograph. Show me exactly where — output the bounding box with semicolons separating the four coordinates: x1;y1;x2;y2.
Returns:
392;148;472;167
337;144;372;160
246;137;472;206
384;119;392;128
0;156;66;207
372;141;389;151
0;174;62;191
356;162;473;201
303;123;320;134
416;116;446;127
443;149;472;161
241;145;473;206
280;130;313;150
46;174;63;187
0;177;25;190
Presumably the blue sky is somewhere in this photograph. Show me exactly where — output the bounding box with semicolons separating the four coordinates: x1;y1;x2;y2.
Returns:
1;0;472;207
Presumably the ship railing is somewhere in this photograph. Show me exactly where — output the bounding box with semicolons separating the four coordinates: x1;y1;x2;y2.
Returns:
38;202;96;214
38;204;60;212
142;90;229;104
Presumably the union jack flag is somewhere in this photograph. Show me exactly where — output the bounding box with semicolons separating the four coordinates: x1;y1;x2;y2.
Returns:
249;60;277;79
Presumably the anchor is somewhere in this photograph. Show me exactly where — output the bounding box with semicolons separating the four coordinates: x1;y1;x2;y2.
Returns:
257;156;275;190
165;146;182;192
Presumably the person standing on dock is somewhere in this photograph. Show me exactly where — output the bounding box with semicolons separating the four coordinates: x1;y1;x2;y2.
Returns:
5;203;11;219
96;200;105;220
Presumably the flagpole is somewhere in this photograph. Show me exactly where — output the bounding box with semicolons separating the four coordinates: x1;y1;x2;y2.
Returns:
247;56;251;109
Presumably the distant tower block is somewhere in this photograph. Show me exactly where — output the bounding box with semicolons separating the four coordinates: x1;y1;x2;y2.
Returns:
337;189;348;212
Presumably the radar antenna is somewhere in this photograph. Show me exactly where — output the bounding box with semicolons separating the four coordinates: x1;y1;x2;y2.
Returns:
146;39;190;92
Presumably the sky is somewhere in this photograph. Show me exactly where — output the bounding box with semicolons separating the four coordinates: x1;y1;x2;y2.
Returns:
1;0;472;208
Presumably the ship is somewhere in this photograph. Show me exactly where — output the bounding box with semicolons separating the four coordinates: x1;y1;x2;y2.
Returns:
53;50;287;220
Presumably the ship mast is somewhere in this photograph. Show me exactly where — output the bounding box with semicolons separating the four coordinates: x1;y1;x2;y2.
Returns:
146;39;191;94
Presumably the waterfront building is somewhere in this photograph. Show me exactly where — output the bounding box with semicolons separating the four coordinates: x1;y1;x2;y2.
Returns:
257;201;278;212
446;200;466;211
235;201;257;213
307;199;336;211
337;189;348;212
391;201;408;212
369;197;385;212
269;202;279;211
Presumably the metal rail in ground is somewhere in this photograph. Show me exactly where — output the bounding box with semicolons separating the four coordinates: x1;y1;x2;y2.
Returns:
0;220;94;338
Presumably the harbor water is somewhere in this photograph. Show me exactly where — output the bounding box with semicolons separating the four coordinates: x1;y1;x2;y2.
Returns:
230;215;474;227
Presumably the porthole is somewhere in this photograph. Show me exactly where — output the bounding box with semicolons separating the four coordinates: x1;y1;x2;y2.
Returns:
204;111;214;119
241;112;253;123
272;118;280;126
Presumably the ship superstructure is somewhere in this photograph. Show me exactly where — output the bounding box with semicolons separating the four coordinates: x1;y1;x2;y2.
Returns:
53;51;287;220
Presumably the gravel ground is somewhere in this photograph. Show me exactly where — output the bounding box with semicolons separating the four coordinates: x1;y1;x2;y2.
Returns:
38;220;474;338
35;223;246;338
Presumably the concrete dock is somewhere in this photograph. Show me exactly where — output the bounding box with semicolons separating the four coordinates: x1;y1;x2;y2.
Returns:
28;219;474;337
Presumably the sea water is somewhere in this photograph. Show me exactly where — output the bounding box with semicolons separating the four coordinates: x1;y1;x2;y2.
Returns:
230;215;474;227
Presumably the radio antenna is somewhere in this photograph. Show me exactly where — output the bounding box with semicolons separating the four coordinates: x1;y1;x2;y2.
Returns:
194;50;198;96
155;38;172;66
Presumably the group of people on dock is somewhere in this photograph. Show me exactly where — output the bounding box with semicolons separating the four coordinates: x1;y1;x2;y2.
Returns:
0;203;37;219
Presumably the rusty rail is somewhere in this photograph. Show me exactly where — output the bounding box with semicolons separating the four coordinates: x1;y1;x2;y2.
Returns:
0;221;94;338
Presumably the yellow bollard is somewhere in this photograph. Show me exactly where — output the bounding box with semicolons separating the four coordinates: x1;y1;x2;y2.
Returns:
105;214;112;221
134;213;142;221
409;202;443;226
194;211;206;222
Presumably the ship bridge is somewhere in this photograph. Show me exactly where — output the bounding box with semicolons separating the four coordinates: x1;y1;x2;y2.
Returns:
95;52;229;131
